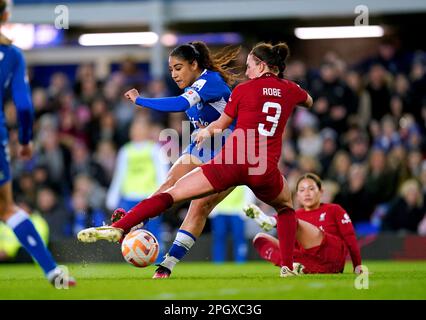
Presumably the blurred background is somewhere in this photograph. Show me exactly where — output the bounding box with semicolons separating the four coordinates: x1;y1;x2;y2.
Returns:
1;0;426;264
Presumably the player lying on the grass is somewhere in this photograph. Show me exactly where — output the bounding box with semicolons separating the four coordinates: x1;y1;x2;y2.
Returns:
79;41;314;278
0;0;75;287
79;41;242;277
245;173;362;274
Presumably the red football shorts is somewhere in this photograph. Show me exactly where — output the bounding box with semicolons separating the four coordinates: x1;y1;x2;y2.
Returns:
293;232;347;273
253;232;347;273
201;162;284;203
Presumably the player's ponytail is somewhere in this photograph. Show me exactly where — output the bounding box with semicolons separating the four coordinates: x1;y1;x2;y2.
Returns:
251;42;290;78
272;43;290;78
170;41;241;87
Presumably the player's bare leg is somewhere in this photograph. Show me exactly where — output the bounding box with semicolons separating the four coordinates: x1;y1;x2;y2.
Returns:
180;188;235;238
296;219;323;249
153;154;202;196
246;205;324;249
154;188;234;278
78;154;201;243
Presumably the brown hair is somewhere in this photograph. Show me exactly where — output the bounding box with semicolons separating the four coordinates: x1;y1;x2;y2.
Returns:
250;42;290;78
296;173;322;191
170;41;241;87
0;0;6;16
0;0;12;45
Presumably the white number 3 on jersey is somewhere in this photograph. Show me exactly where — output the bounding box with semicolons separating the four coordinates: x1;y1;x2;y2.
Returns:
258;102;282;136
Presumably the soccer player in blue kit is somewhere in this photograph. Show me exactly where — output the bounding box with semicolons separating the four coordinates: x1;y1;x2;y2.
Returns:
0;0;75;287
78;41;241;278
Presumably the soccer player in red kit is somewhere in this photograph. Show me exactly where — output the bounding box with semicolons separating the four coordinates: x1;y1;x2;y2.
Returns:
246;173;362;274
78;42;313;277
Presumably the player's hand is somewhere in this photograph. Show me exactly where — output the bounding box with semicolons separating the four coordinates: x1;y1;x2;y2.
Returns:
18;143;33;161
195;128;211;149
124;88;140;104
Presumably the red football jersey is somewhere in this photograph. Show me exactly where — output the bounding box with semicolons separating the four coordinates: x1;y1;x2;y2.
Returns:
223;73;307;165
296;203;362;270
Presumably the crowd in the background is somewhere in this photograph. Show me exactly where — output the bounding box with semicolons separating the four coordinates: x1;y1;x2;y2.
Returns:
5;40;426;242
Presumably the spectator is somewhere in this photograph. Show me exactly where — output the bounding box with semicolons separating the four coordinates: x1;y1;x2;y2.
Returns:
382;179;425;233
365;64;391;121
373;114;401;152
318;128;338;176
310;62;355;134
69;142;108;188
92;140;117;188
285;60;309;89
34;128;72;192
348;131;369;164
335;164;375;226
388;144;411;187
105;117;168;258
326;150;351;187
70;190;105;236
73;174;107;221
345;70;371;130
35;187;69;240
296;125;322;158
407;59;426;122
365;148;398;207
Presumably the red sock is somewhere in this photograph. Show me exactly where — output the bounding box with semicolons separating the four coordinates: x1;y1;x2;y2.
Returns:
112;193;174;234
276;207;297;269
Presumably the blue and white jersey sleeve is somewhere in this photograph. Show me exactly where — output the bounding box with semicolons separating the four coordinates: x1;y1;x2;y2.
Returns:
11;48;34;145
183;70;231;129
181;70;229;107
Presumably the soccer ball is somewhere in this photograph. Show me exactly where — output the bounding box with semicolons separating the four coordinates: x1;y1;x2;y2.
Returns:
121;229;159;267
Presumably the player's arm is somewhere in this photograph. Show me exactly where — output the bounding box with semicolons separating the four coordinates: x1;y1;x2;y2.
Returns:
11;50;34;160
291;81;313;109
194;112;234;148
124;88;192;112
301;94;313;108
194;83;241;147
333;205;363;273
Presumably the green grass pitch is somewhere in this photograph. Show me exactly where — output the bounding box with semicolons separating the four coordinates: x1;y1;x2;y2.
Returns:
0;261;425;300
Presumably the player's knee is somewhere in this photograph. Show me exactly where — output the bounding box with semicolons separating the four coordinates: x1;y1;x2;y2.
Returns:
191;200;213;218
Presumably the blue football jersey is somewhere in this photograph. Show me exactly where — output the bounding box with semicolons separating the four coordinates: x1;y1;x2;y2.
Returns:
181;69;231;129
0;42;34;184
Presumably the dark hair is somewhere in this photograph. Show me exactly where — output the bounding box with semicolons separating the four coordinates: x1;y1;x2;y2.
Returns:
170;41;241;86
250;42;290;78
0;0;6;16
0;0;7;16
0;0;12;45
295;173;322;191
